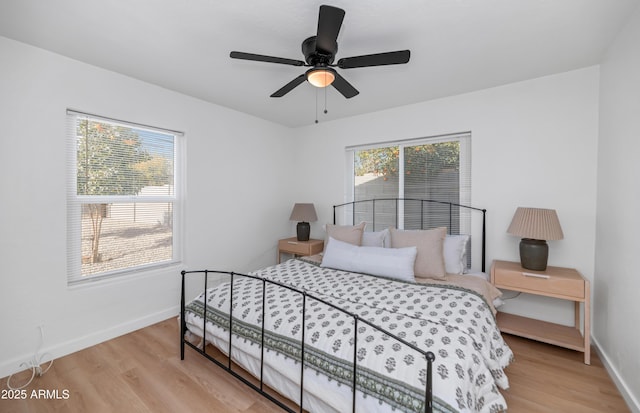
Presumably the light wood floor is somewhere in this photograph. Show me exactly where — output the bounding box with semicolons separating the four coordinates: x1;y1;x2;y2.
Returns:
1;318;630;413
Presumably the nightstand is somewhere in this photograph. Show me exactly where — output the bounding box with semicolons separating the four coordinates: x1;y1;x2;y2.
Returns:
491;260;591;364
277;237;324;264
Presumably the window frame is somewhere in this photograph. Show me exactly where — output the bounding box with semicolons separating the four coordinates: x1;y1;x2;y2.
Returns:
66;110;185;285
345;132;471;230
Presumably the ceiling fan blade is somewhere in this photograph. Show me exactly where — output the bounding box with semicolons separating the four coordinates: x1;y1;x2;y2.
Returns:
316;5;345;54
331;72;359;99
230;51;305;66
337;50;411;69
270;74;307;97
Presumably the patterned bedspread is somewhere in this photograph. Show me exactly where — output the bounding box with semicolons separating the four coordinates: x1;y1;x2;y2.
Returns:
184;258;513;413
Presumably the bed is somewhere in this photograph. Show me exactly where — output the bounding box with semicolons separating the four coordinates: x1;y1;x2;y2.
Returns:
180;199;513;413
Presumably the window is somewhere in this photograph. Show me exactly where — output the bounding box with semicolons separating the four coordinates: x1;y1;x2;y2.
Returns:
66;110;183;284
345;133;471;232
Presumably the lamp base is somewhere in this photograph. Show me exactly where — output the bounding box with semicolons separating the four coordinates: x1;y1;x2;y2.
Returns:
296;222;310;241
519;238;549;271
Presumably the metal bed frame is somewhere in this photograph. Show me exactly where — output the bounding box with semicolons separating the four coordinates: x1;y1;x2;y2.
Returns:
180;198;487;413
334;198;487;272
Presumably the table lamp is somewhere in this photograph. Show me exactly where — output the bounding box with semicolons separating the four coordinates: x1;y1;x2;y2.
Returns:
507;207;564;271
289;203;317;241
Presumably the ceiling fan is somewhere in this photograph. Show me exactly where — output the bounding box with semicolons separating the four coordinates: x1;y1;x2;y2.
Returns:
230;5;410;99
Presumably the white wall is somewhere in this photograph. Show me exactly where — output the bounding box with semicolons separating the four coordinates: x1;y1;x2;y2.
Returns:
0;36;295;378
293;66;600;327
596;4;640;410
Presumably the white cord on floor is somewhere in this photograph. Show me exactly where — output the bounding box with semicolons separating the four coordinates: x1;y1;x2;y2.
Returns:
6;325;54;390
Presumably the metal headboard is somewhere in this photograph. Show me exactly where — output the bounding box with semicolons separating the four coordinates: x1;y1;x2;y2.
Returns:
333;198;487;272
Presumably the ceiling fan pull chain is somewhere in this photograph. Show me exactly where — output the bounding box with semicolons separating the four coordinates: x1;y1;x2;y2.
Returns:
324;84;328;115
315;88;319;124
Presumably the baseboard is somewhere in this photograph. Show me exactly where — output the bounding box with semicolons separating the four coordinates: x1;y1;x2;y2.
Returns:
592;336;640;413
0;306;179;379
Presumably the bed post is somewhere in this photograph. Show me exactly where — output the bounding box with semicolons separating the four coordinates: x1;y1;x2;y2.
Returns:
482;209;487;273
299;291;307;413
228;272;235;370
352;315;359;413
180;270;186;360
203;270;208;353
260;278;266;391
426;351;435;413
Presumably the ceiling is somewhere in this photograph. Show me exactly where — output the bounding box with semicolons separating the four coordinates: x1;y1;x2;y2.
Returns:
1;0;638;128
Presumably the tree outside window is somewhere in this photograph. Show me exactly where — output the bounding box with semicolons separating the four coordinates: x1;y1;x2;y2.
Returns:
351;136;469;232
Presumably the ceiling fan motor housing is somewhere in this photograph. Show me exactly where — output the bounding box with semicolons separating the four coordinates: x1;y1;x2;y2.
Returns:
302;36;336;66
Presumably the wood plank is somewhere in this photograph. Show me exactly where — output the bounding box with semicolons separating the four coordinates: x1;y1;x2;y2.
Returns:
497;312;585;351
501;333;630;412
0;318;630;412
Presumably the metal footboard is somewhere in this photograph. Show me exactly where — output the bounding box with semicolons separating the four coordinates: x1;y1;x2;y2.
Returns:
180;269;435;413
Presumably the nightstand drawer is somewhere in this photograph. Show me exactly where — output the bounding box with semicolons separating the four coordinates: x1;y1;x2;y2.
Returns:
492;261;585;300
278;239;312;255
277;237;324;264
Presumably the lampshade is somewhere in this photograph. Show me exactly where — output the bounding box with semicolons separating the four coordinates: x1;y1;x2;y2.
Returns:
306;68;335;88
507;207;564;240
289;203;317;222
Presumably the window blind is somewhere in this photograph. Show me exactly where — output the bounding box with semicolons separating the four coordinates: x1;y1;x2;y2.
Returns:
66;110;183;284
345;132;471;233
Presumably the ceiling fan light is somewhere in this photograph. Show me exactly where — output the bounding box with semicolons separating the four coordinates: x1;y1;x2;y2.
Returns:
306;68;335;87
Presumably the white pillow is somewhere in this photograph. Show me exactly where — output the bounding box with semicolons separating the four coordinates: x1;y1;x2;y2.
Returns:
361;229;390;248
321;237;417;282
444;234;470;275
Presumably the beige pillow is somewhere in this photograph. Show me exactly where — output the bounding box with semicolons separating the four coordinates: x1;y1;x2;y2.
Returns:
389;227;447;280
324;222;366;250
